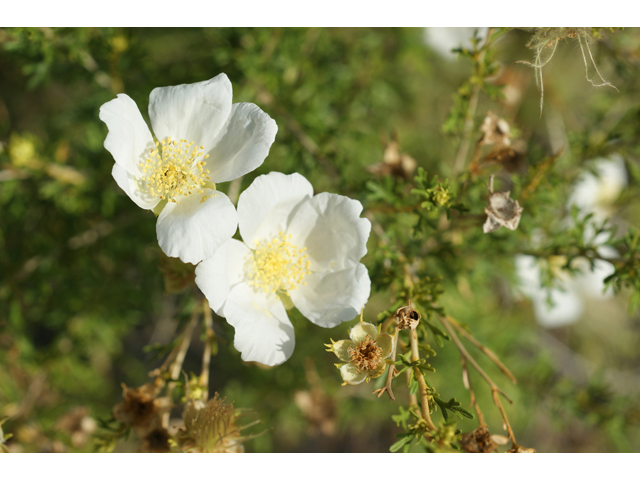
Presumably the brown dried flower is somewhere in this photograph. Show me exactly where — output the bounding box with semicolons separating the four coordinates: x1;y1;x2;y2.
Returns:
113;381;168;433
483;175;523;233
460;425;497;453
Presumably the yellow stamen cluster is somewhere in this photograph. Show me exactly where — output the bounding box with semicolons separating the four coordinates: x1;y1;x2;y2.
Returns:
140;137;211;203
249;232;311;295
348;335;382;372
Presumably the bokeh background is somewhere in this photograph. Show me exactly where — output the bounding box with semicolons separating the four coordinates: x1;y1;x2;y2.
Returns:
1;27;639;453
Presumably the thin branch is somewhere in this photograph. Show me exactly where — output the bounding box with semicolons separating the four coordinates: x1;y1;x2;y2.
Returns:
461;355;486;426
200;298;214;403
446;316;517;384
410;328;436;431
439;315;516;443
161;305;199;429
453;27;495;174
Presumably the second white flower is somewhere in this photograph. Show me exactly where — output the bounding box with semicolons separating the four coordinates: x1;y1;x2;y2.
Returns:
195;172;372;366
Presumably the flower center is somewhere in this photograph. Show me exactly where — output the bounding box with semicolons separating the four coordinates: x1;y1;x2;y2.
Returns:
348;335;382;372
248;232;311;295
140;137;211;203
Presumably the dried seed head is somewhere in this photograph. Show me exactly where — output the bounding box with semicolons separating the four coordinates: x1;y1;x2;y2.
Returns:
483;175;523;233
460;425;498;453
348;335;383;372
174;393;247;453
395;306;421;330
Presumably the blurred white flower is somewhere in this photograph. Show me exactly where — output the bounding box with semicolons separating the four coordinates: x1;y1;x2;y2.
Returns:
195;172;371;366
326;322;393;385
569;154;627;221
99;73;278;264
516;156;626;328
515;253;616;328
423;27;489;59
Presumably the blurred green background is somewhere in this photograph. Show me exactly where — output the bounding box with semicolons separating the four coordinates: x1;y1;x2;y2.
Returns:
1;27;639;453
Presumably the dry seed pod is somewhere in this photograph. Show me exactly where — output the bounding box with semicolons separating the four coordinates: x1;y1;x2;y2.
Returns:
394;306;421;330
460;425;498;453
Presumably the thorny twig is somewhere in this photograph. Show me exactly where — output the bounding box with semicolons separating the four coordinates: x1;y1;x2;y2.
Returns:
439;315;516;443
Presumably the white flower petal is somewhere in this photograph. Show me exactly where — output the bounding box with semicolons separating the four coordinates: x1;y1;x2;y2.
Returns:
237;172;313;245
287;192;371;271
349;322;378;344
195;239;251;315
99;94;154;176
206;102;278;184
148;74;232;153
156;190;237;265
576;258;615;298
224;282;294;366
290;264;371;328
111;164;160;210
515;254;541;297
339;363;368;385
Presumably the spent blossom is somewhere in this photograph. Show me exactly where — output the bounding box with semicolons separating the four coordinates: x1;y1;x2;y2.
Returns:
99;73;277;264
195;172;371;366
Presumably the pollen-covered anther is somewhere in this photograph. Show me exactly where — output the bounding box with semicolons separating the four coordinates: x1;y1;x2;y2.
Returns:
348;335;383;372
249;232;311;295
139;137;209;203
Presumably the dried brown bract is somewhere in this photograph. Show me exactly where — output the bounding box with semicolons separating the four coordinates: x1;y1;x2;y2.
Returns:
460;425;497;453
483;175;523;233
394;306;421;330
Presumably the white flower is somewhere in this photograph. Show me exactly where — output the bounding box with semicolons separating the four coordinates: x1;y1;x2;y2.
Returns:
99;73;278;264
326;322;393;385
515;156;626;328
515;253;616;328
195;172;371;366
569;154;627;221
